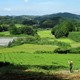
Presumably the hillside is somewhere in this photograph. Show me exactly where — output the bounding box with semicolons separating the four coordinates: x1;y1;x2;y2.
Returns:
0;12;80;23
34;12;80;21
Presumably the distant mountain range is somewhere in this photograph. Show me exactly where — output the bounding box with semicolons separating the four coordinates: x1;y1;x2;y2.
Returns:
34;12;80;21
0;12;80;24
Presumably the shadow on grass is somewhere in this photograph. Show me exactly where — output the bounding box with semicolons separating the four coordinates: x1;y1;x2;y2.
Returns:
0;62;13;67
18;65;67;70
0;61;68;80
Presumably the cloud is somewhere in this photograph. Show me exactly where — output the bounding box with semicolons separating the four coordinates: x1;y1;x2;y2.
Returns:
4;8;12;11
24;0;28;2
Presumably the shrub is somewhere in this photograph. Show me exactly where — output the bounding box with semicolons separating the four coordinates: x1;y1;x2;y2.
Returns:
9;26;18;35
54;41;71;54
54;29;66;38
34;50;54;54
17;26;36;36
68;32;80;42
53;40;71;47
51;20;75;38
70;47;80;53
54;47;70;54
8;35;40;47
9;25;37;36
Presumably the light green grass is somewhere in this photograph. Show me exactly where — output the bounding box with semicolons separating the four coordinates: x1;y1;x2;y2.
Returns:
38;30;80;48
0;24;22;36
15;24;23;28
0;44;57;53
38;30;74;43
0;31;10;36
57;38;75;43
0;53;80;70
0;29;80;72
71;42;80;48
38;30;55;38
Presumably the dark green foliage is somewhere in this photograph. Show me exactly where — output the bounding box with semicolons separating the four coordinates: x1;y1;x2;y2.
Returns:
40;19;55;28
9;25;37;36
9;25;18;35
35;12;80;21
54;41;71;47
51;20;75;38
54;41;71;54
18;26;36;36
54;29;65;38
22;19;36;25
54;47;70;54
9;35;40;47
73;21;80;31
34;50;54;54
69;47;80;53
68;32;80;42
39;17;63;28
0;24;9;32
51;25;59;35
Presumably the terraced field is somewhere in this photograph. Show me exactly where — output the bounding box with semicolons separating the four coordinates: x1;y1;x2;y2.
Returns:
0;30;80;80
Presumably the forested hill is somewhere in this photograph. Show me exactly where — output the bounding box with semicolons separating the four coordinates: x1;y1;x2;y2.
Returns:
0;12;80;21
34;12;80;21
0;12;80;29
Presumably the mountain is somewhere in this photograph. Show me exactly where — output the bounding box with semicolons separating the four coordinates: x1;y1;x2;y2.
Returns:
34;12;80;21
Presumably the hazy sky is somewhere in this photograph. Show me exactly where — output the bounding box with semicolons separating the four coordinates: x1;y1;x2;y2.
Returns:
0;0;80;15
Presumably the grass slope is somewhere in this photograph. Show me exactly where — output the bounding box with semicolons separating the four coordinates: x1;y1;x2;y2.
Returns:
0;53;80;70
0;44;57;53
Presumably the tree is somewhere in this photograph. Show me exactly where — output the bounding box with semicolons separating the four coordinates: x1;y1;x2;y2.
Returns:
54;29;65;38
9;24;18;35
51;20;75;38
9;25;37;36
19;26;35;36
22;19;36;25
41;19;55;28
0;24;9;32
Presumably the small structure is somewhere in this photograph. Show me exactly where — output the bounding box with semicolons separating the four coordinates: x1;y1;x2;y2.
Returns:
0;37;14;46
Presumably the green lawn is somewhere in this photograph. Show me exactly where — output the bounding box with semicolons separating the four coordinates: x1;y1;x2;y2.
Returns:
38;30;80;47
0;29;80;73
0;53;80;70
0;31;10;36
0;44;57;53
15;24;23;28
38;30;55;39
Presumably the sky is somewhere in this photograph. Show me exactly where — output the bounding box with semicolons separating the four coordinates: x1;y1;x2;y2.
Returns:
0;0;80;16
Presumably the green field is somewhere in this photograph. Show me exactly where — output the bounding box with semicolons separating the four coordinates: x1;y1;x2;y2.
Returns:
0;29;80;76
0;53;80;70
38;30;55;39
0;31;10;36
0;44;57;53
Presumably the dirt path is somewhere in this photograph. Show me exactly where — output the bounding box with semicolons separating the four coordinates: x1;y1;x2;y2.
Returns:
0;70;80;80
54;70;80;80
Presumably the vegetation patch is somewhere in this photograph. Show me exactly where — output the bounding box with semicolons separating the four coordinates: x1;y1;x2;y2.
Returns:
0;62;12;67
68;32;80;42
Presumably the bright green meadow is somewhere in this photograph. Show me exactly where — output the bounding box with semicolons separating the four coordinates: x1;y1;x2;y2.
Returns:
0;29;80;72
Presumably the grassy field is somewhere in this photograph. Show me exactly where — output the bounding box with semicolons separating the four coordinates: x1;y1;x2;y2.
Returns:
0;44;57;53
38;30;80;47
0;53;80;70
0;31;10;36
0;24;22;36
38;30;74;43
0;29;80;80
38;30;55;39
